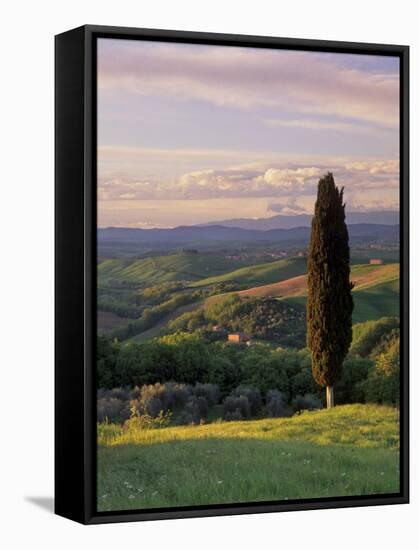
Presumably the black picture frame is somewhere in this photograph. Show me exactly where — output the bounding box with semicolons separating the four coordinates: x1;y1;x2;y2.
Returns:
55;24;409;525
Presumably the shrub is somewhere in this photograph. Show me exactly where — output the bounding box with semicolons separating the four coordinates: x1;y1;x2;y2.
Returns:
223;395;251;420
334;356;372;404
161;382;192;409
231;386;262;416
363;339;400;405
191;383;220;406
291;393;322;414
266;390;287;417
123;406;172;431
108;387;131;401
97;397;130;423
173;411;197;425
139;383;167;417
184;396;209;423
351;317;399;357
224;409;243;421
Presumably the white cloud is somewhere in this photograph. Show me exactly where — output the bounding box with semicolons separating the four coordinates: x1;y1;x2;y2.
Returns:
98;157;399;213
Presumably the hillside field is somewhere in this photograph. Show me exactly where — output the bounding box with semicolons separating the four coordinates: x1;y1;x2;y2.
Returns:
97;253;400;341
235;263;399;299
97;404;399;511
98;252;263;286
191;256;307;288
285;278;399;323
202;263;399;323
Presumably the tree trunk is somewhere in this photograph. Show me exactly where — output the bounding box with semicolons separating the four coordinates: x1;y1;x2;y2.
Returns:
326;385;334;409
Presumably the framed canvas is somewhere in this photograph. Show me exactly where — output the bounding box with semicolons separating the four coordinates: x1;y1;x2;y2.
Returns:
55;25;409;524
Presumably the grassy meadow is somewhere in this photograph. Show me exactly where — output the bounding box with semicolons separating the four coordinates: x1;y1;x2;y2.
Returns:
97;404;399;511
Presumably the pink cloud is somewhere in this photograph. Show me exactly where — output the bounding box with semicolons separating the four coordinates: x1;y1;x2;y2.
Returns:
98;39;399;128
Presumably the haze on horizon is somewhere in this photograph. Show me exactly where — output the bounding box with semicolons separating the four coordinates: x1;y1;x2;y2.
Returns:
97;38;400;229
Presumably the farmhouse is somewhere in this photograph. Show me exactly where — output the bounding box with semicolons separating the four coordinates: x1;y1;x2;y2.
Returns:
228;332;250;344
369;258;383;265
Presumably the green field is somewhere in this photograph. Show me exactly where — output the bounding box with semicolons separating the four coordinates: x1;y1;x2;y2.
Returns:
97;404;399;511
351;279;400;322
98;252;261;286
284;278;399;323
97;252;400;342
191;257;307;288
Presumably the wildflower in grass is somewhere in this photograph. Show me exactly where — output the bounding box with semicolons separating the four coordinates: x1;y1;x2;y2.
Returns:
217;480;223;484
128;495;135;500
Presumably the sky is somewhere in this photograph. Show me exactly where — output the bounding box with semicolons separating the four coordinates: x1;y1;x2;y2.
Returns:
97;38;400;228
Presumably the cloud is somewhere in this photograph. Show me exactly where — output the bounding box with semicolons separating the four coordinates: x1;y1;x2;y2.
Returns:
98;157;399;213
264;118;394;135
98;39;399;128
268;202;307;214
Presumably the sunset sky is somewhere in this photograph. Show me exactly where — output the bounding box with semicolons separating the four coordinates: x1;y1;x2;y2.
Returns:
97;38;400;228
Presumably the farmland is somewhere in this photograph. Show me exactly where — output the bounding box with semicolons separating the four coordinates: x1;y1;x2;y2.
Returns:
97;251;400;341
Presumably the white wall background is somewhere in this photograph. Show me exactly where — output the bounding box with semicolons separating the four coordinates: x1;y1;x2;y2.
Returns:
0;0;416;547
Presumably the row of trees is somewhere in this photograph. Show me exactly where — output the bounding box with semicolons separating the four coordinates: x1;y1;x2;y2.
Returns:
97;327;399;410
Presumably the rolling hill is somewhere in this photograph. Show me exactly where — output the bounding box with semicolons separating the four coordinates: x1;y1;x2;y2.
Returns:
236;263;400;299
98;252;260;286
99;223;399;249
282;278;399;324
191;257;307;288
200;210;399;231
202;262;399;325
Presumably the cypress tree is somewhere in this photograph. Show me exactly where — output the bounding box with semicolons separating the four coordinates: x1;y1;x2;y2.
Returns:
307;172;353;408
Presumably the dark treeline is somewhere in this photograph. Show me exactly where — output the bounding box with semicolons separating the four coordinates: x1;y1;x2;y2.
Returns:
98;316;400;419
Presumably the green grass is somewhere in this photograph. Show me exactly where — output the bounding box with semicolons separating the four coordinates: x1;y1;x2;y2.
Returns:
351;279;400;323
191;257;307;288
97;404;400;511
98;252;257;286
283;277;399;323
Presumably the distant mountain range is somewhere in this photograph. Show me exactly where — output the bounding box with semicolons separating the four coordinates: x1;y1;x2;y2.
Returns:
99;222;399;245
199;210;399;231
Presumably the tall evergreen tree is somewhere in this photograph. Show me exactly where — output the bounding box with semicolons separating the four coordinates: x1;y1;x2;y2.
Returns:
307;173;353;408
